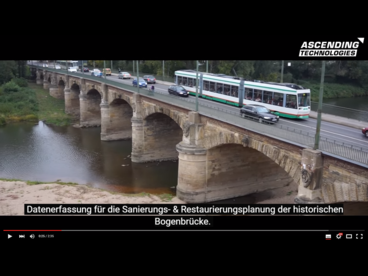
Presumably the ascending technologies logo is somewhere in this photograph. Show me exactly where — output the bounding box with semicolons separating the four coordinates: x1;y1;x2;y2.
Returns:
299;38;364;57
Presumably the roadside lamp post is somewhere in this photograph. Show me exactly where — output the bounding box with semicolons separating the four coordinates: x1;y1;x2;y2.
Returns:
313;60;325;150
206;60;208;73
163;60;165;82
133;60;135;75
195;60;204;112
104;60;106;79
82;60;84;74
137;60;139;94
280;60;284;83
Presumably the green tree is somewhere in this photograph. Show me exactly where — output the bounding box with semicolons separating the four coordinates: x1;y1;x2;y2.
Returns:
0;61;17;85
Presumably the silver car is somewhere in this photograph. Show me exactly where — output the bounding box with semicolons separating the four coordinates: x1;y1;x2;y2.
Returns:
118;72;131;79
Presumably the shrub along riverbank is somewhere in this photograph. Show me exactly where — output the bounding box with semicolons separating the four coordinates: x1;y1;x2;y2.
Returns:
0;79;73;126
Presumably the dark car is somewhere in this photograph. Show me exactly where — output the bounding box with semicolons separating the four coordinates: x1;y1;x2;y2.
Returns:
168;85;189;97
143;75;156;84
363;127;368;137
240;104;279;124
82;67;89;72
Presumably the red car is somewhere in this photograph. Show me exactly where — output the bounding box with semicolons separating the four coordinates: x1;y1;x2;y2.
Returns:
363;127;368;137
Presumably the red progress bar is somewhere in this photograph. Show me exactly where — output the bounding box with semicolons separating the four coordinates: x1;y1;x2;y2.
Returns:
4;230;62;231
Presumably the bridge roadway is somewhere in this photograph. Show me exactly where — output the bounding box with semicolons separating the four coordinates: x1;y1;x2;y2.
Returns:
31;63;368;156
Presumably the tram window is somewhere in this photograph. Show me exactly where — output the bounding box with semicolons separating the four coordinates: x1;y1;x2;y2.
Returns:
224;84;230;95
263;91;272;104
286;94;297;109
274;92;283;106
203;81;209;91
231;86;238;97
192;78;196;86
254;90;262;102
298;93;310;107
244;88;250;99
188;78;193;87
210;82;215;92
182;77;187;86
247;88;254;100
178;76;183;85
217;83;223;94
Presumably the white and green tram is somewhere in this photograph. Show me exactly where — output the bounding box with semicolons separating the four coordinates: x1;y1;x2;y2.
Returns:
174;70;311;119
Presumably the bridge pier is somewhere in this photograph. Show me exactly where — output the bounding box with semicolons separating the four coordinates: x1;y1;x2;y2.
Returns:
43;78;49;90
36;71;42;85
176;143;208;202
294;148;324;203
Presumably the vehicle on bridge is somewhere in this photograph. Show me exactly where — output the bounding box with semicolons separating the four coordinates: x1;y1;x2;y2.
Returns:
363;127;368;137
55;65;61;69
175;70;311;119
240;104;279;124
118;72;131;79
103;68;112;76
57;60;80;70
132;78;147;88
80;67;89;72
68;67;77;72
168;85;189;97
143;75;156;84
91;69;102;77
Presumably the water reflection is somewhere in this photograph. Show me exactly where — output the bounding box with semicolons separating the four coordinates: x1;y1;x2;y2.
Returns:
0;122;178;195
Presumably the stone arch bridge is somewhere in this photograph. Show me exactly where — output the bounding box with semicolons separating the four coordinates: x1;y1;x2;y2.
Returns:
32;68;368;204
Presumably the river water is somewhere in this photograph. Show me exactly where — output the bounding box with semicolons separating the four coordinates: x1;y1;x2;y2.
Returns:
313;96;368;121
0;121;178;195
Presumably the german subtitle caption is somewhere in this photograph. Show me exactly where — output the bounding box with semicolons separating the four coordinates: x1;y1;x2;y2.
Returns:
24;204;344;215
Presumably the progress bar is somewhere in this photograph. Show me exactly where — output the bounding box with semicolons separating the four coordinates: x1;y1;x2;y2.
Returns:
4;229;365;232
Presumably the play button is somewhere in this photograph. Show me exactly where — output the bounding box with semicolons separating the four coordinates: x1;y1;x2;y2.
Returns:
8;234;12;239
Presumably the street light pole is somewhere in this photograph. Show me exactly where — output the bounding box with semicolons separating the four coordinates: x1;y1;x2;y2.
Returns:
137;60;139;94
195;61;204;112
206;60;208;73
281;60;284;83
163;60;165;82
313;60;326;150
133;60;135;75
104;60;106;79
82;60;84;74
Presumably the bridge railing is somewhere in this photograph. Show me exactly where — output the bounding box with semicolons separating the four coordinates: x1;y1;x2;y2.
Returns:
31;65;368;168
311;101;368;121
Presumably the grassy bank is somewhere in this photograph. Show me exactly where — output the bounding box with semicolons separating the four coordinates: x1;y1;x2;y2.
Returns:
299;80;368;102
0;80;73;126
29;82;72;126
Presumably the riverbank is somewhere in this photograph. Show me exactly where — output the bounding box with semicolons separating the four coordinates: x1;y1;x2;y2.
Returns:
0;180;185;215
1;179;368;215
0;178;299;215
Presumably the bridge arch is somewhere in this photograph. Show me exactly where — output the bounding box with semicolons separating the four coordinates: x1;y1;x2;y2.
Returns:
101;98;133;140
203;142;297;202
65;83;80;117
80;88;102;126
141;112;183;161
199;130;301;185
143;105;185;130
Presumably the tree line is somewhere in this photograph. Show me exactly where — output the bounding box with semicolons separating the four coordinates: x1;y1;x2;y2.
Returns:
2;60;368;91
